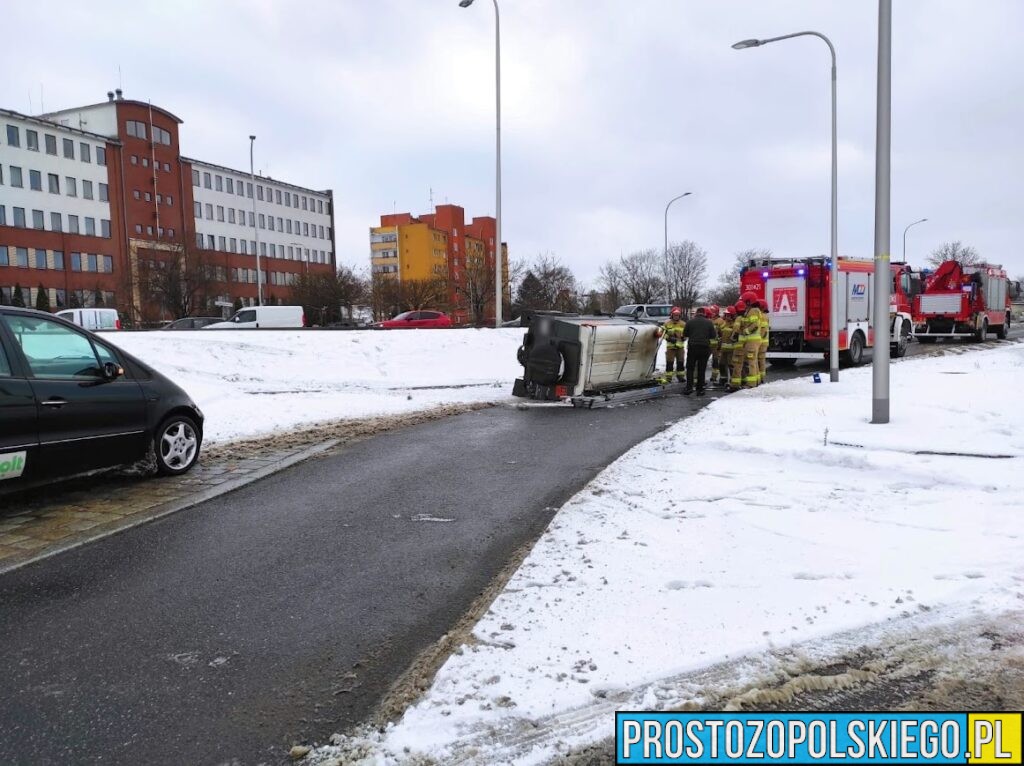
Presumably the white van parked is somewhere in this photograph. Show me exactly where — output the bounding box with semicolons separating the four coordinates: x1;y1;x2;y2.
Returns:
55;308;122;331
203;305;306;329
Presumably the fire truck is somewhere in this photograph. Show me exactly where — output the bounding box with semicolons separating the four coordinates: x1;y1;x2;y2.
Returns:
739;257;918;367
913;261;1017;343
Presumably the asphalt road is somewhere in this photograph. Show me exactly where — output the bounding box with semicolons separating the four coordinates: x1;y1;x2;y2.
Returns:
0;333;1017;766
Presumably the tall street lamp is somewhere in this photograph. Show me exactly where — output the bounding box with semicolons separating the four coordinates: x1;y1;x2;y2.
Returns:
249;135;264;306
459;0;502;327
902;218;927;262
871;0;893;424
664;192;693;298
733;31;840;382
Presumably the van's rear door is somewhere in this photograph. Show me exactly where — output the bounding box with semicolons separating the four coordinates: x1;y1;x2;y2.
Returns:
765;278;806;331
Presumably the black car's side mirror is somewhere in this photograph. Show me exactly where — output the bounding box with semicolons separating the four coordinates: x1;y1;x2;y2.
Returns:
102;362;123;380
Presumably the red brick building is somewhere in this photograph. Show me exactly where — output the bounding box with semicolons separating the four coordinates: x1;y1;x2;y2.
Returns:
1;90;335;323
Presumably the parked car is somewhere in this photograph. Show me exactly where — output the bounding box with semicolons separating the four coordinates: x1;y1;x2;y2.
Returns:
0;306;204;494
203;305;305;329
613;304;675;323
161;317;223;330
55;307;122;331
375;310;453;329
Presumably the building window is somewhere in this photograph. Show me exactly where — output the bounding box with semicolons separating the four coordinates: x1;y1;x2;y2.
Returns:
135;224;143;234
97;147;106;166
270;243;276;257
268;217;275;231
196;232;204;248
153;126;171;145
0;246;8;265
141;157;149;168
130;155;138;165
50;212;62;231
47;173;60;194
250;240;256;253
216;205;224;222
319;225;325;239
228;208;236;224
246;182;253;198
240;240;247;255
301;196;308;211
32;209;44;229
229;237;237;252
83;180;94;200
44;133;57;154
260;242;267;256
167;228;175;238
257;185;264;201
0;206;5;226
62;138;74;159
218;236;226;250
133;190;141;200
26;130;39;151
6;124;20;147
15;247;29;267
99;183;109;202
65;176;77;197
156;193;163;205
88;254;98;272
68;214;79;233
223;177;233;194
10;166;22;187
103;256;113;272
275;189;282;204
163;162;170;172
166;195;173;207
144;225;152;236
85;217;96;236
101;219;111;238
277;216;283;231
303;222;309;236
54;251;64;271
203;172;211;189
237;180;244;197
71;252;81;271
13;207;26;227
248;211;255;226
215;175;223;192
207;234;215;249
34;249;47;269
194;201;201;218
144;192;151;202
126;120;147;139
192;169;200;186
318;200;324;214
80;143;92;163
30;170;42;191
286;220;292;234
205;203;213;219
284;192;291;207
259;214;265;229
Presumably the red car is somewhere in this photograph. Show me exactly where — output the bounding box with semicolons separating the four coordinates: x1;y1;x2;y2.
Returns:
376;310;453;329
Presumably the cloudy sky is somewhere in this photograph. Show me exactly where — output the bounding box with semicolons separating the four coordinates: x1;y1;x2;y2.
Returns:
3;0;1022;286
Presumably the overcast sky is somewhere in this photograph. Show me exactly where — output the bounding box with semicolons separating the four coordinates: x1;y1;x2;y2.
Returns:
3;0;1022;285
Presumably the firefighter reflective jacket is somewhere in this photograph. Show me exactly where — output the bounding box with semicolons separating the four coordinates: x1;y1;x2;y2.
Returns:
719;319;737;350
737;307;763;343
711;317;726;348
661;319;686;348
759;313;770;345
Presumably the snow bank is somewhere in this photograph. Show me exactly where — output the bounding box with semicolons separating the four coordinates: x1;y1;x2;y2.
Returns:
108;329;524;444
319;343;1024;764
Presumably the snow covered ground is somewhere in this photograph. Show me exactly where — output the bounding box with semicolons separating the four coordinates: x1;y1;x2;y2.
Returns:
313;343;1024;765
108;329;524;444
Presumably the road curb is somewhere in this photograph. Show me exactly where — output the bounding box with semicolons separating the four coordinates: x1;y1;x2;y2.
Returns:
0;438;339;577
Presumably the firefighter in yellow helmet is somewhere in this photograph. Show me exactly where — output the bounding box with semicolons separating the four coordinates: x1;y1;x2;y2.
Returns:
708;305;725;386
658;306;686;384
718;306;738;387
757;299;770;385
737;292;763;389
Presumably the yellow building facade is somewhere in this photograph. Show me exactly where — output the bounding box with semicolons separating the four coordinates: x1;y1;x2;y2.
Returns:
370;223;447;282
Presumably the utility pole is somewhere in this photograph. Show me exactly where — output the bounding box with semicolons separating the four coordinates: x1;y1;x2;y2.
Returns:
872;0;892;424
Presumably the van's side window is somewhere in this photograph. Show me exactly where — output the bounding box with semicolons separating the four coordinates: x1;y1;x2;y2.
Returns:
235;310;257;323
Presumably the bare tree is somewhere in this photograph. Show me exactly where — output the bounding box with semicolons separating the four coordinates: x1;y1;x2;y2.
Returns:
513;253;578;313
598;261;624;309
461;257;498;325
370;275;402;320
291;266;368;325
619;249;665;303
138;244;219;319
662;240;708;312
706;248;772;307
927;241;981;268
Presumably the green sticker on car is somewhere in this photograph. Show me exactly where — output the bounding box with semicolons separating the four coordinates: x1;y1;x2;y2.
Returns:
0;451;27;480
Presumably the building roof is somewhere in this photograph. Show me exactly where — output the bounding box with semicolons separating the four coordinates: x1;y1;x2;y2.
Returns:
182;156;333;198
0;106;122;144
42;99;184;125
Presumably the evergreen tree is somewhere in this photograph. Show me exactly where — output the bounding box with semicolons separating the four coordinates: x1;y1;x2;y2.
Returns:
12;283;26;308
515;271;546;311
94;287;105;307
35;284;51;312
70;291;82;309
233;297;244;313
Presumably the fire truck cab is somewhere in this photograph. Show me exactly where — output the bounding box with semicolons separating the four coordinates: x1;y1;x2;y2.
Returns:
739;257;917;367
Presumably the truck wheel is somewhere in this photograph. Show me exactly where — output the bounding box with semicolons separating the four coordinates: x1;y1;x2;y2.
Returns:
996;315;1008;340
975;319;988;343
891;321;910;358
769;358;797;368
842;332;865;366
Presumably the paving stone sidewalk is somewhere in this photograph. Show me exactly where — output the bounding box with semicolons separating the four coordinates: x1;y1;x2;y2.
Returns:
0;440;335;575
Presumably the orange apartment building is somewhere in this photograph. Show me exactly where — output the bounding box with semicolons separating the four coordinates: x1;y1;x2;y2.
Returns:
369;204;508;325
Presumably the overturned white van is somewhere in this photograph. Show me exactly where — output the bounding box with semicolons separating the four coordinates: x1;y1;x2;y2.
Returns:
512;313;664;402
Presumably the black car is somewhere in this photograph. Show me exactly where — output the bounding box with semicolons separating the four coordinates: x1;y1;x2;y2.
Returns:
161;316;223;330
0;307;204;494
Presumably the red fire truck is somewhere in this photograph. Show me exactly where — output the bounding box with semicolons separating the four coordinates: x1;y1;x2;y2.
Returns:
739;257;918;367
913;261;1017;342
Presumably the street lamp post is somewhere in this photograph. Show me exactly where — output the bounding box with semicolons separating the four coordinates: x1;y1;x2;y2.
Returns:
871;0;893;425
664;192;692;300
249;135;263;306
902;218;927;262
459;0;502;327
733;31;839;382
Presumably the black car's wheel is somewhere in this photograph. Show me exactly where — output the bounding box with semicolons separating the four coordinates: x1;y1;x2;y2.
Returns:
155;415;201;476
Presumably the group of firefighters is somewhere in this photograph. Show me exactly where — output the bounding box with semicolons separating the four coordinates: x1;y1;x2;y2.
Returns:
656;291;770;393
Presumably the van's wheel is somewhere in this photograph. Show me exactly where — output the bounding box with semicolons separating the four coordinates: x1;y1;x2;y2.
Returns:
975;319;988;343
842;332;865;366
891;321;911;358
769;358;797;368
155;415;201;476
